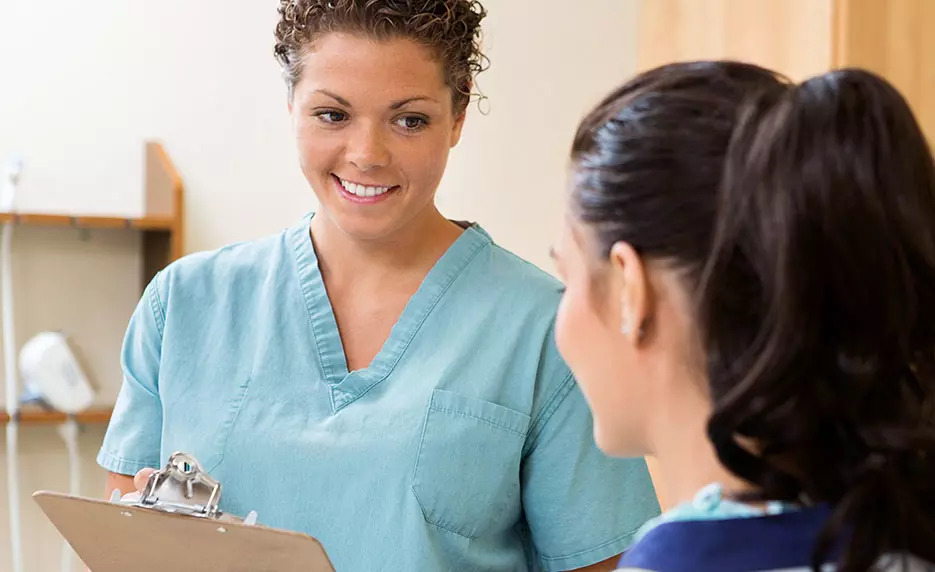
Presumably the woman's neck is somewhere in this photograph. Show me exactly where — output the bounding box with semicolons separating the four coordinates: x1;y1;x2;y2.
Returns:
310;207;463;289
649;376;754;509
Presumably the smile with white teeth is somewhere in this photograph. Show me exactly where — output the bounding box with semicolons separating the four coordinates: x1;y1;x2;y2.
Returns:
338;176;394;198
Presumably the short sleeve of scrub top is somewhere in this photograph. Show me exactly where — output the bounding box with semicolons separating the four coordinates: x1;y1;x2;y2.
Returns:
98;214;661;572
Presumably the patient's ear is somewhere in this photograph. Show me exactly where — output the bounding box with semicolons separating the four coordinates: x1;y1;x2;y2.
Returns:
609;241;651;343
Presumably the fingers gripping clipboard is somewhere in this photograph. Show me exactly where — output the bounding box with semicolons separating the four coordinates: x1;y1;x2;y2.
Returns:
33;452;335;572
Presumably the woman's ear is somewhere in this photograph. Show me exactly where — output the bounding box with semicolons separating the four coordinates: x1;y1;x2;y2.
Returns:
450;109;467;147
449;82;472;148
609;241;651;343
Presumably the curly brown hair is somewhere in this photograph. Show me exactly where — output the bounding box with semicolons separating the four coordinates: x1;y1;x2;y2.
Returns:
274;0;488;112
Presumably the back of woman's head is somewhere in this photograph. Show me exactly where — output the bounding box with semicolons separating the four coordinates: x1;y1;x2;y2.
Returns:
571;62;935;571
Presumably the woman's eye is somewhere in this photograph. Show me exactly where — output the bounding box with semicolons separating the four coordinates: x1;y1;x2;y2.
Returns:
314;110;348;124
395;115;428;131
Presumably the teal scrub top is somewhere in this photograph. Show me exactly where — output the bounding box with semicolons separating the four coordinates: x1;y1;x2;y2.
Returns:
97;214;660;571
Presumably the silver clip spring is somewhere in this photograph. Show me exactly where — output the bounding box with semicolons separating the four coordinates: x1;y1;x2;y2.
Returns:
117;452;257;524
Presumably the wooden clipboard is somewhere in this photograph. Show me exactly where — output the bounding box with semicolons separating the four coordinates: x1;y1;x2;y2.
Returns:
33;491;335;572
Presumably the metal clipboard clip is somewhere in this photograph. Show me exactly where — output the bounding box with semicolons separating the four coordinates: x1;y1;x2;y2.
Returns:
112;451;258;525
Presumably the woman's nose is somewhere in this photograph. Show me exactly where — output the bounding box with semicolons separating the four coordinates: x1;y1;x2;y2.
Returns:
347;122;390;171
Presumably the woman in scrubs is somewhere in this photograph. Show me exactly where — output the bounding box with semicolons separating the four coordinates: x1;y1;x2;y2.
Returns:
552;61;935;570
96;1;659;570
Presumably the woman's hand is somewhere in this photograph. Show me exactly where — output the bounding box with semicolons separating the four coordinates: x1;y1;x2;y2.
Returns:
104;468;156;502
133;468;156;493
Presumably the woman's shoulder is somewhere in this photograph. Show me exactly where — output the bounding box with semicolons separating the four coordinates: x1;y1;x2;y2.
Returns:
620;506;833;570
461;225;564;302
616;555;934;572
618;506;935;572
154;227;295;301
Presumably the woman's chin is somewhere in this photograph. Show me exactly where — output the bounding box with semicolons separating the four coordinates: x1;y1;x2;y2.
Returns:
593;419;643;458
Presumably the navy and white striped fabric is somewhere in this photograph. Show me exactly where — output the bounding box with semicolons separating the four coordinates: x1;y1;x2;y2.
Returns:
616;505;932;571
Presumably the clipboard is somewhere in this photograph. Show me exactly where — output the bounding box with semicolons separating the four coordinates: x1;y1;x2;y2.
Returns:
33;453;335;572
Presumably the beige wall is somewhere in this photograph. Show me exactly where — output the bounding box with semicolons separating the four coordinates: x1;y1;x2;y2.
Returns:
834;0;935;144
636;0;934;143
637;0;834;80
0;1;642;570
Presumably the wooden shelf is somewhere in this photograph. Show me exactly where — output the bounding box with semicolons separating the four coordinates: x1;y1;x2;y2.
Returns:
0;212;175;232
0;408;112;426
0;141;185;291
0;141;183;432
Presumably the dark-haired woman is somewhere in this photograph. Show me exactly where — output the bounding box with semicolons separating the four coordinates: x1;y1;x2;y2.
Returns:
552;61;935;571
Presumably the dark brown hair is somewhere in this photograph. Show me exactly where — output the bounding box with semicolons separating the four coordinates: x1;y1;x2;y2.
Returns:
273;0;488;111
572;61;935;571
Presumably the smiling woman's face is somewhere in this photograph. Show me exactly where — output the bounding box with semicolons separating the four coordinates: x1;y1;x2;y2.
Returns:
289;32;466;240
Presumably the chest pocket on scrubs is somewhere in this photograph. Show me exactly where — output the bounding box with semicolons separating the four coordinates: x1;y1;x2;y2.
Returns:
163;375;252;474
412;389;530;539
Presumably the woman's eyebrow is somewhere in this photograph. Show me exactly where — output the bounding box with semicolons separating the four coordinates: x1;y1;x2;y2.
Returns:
313;89;352;107
390;96;438;109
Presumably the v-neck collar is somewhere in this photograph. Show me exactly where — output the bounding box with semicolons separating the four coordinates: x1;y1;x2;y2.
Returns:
290;212;490;413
